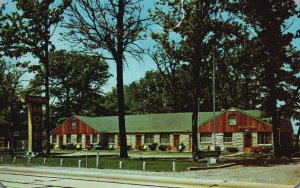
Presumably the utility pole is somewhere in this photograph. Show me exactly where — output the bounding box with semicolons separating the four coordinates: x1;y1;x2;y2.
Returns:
212;0;219;150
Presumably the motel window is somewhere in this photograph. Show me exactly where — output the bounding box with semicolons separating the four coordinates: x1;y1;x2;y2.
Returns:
228;115;237;126
71;121;77;129
92;134;97;143
77;134;82;143
223;132;233;143
53;135;57;143
66;135;71;143
258;132;272;144
108;134;115;144
144;134;154;144
160;134;170;145
200;133;212;143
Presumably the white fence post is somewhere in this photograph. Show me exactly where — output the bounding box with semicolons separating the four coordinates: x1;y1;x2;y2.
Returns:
78;160;81;168
96;151;99;168
119;161;123;169
43;158;46;165
86;149;88;168
143;162;146;171
172;161;176;172
60;158;63;167
13;157;16;164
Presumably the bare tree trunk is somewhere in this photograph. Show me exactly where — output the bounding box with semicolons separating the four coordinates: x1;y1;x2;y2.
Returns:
268;72;280;157
296;126;300;149
116;0;128;158
191;101;199;161
116;57;128;158
191;62;200;161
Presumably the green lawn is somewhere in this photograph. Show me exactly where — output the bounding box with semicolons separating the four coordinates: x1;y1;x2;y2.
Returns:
0;155;202;171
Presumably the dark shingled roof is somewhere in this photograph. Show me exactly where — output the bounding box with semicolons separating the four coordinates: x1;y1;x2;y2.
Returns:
72;107;263;133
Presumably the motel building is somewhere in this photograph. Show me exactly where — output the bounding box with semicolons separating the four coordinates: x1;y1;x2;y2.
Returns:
50;107;293;152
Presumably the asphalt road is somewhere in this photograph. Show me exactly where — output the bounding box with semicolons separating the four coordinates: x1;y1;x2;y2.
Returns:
0;172;169;188
0;166;293;188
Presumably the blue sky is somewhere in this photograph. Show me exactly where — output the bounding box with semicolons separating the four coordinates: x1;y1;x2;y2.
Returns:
2;0;300;132
3;0;299;92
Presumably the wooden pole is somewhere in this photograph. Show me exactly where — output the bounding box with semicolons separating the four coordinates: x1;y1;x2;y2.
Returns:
28;103;32;154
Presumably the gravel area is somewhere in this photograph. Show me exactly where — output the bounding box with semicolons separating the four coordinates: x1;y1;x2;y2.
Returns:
32;158;300;186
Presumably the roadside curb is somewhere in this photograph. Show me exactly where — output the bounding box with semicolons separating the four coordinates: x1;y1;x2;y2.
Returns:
0;166;293;188
188;163;236;170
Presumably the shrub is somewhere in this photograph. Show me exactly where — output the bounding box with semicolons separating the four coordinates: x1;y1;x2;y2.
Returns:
261;146;272;153
86;144;93;150
250;146;261;153
158;145;168;151
50;143;55;149
106;145;115;150
127;145;133;150
215;146;221;151
177;143;185;152
66;143;76;150
140;144;147;151
60;144;76;150
226;147;239;153
148;143;158;151
75;144;82;150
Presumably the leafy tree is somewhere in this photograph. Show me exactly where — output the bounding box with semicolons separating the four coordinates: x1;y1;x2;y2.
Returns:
104;71;173;115
216;32;263;110
125;71;172;114
65;0;149;158
227;0;300;156
29;50;111;126
0;60;26;154
0;0;71;156
149;44;184;112
103;87;119;116
150;0;229;160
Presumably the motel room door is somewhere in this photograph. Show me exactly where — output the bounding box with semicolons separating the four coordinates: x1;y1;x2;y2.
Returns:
59;135;63;147
86;135;91;146
173;135;180;148
244;132;252;150
135;135;141;150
